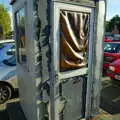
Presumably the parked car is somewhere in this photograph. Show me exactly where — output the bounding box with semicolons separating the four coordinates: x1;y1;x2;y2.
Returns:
7;44;16;55
106;59;120;80
3;55;16;66
104;37;112;42
0;42;17;104
104;35;114;42
104;34;120;42
114;34;120;41
0;75;17;104
103;42;120;75
0;42;14;63
0;43;4;49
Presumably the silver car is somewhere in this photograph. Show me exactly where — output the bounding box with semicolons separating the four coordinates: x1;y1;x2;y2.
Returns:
0;42;17;104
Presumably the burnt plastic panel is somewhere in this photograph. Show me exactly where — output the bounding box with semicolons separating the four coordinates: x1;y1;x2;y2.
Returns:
60;10;90;72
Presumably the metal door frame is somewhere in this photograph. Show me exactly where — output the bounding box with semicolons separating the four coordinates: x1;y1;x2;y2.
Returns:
51;1;95;119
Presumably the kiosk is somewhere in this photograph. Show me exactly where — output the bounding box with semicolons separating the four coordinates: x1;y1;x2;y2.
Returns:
10;0;106;120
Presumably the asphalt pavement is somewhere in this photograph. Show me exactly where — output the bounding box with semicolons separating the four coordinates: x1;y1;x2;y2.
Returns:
100;77;120;114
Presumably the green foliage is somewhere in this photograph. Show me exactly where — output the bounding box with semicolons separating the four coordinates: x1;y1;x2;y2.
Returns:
105;21;110;32
0;4;11;38
106;15;120;33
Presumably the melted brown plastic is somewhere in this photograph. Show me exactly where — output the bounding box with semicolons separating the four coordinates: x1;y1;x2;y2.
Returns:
60;11;89;71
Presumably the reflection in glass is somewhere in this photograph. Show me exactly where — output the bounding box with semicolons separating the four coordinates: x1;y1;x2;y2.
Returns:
16;7;27;63
104;43;120;53
60;10;90;72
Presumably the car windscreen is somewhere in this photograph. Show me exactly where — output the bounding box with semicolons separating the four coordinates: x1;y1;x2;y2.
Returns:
104;43;120;53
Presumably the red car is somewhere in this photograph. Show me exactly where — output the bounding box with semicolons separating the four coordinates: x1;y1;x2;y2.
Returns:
104;37;113;42
103;42;120;75
106;59;120;80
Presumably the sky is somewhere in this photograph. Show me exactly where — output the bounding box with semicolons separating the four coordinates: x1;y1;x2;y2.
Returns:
0;0;12;11
0;0;120;28
106;0;120;20
0;0;13;30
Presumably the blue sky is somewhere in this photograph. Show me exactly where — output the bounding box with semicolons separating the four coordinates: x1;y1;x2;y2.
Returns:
106;0;120;20
0;0;12;11
0;0;120;21
0;0;13;29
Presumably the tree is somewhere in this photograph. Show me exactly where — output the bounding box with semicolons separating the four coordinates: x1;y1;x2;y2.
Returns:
106;15;120;33
105;21;110;32
0;4;11;39
0;25;3;39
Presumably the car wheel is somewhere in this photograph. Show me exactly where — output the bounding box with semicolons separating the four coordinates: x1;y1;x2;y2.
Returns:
0;85;12;104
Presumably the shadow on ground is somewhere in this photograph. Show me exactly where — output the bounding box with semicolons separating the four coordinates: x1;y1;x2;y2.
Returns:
100;79;120;114
7;101;27;120
0;88;20;120
0;109;9;120
0;100;27;120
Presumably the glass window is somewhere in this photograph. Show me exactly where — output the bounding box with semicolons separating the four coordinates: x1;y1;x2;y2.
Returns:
16;7;27;64
104;43;120;53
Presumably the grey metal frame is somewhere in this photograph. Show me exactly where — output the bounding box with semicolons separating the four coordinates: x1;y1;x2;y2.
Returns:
52;2;95;80
86;1;106;118
51;1;96;120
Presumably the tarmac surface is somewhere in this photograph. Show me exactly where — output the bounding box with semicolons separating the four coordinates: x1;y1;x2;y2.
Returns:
100;78;120;114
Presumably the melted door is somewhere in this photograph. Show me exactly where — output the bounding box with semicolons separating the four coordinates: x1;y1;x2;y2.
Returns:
51;2;94;120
